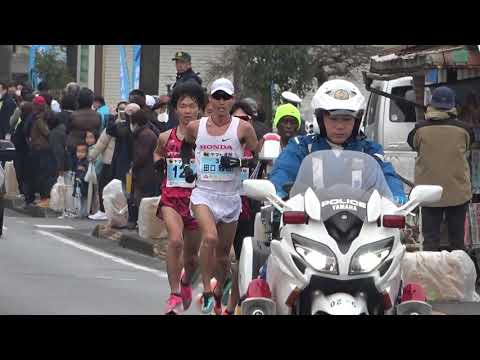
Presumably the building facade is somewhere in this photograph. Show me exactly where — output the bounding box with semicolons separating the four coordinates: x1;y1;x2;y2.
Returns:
75;45;230;107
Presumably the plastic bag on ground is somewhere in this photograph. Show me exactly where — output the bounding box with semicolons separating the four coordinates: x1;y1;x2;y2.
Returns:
4;161;19;196
138;196;167;240
85;162;98;215
402;250;480;302
49;176;66;212
102;179;128;228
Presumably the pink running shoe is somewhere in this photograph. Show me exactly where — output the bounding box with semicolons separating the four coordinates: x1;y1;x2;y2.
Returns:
164;293;183;315
180;275;193;311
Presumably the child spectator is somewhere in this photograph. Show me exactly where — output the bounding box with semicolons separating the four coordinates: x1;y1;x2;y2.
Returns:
73;143;89;217
86;130;103;175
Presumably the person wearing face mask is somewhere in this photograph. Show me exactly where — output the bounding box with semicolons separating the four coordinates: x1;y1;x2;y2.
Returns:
0;82;18;140
107;102;137;185
128;109;161;229
152;95;170;133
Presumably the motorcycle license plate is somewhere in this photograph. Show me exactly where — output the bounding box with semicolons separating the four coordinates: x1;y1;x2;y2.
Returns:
328;294;359;310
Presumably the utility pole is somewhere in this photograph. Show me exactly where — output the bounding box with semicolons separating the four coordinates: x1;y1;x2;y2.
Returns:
0;45;12;82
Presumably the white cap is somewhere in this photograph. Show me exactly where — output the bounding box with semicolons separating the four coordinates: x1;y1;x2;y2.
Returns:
281;91;302;105
146;95;156;108
210;78;234;96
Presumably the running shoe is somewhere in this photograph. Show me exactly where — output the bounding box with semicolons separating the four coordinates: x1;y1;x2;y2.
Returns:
180;273;193;311
222;275;232;306
213;289;223;315
164;293;183;315
200;292;214;314
221;308;235;315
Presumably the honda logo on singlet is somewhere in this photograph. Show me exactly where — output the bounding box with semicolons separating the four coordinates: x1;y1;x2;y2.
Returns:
199;144;233;150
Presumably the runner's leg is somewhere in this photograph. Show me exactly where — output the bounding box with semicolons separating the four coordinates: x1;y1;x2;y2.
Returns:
191;204;218;293
161;206;185;294
183;229;202;285
213;221;238;297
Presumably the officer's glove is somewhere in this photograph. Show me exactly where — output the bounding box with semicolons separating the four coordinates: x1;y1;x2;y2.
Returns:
394;194;408;206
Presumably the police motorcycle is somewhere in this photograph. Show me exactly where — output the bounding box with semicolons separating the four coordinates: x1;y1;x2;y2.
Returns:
238;149;442;315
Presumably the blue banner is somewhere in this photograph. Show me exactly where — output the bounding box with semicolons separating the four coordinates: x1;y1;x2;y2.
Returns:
28;45;51;89
119;45;130;101
132;45;141;90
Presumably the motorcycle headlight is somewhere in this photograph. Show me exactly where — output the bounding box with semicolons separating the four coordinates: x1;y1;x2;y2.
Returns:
349;237;394;275
291;233;338;274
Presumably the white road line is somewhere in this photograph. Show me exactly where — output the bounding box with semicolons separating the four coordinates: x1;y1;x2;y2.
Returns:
36;230;167;279
35;225;75;230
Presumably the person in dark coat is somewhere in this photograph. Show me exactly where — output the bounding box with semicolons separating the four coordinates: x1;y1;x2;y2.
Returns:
46;110;67;177
29;108;57;208
11;100;33;196
106;103;137;183
128;109;161;228
56;93;77;131
0;82;18;139
66;88;101;169
167;52;203;130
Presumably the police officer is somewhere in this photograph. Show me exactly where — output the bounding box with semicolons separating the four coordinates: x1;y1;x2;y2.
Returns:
167;52;203;130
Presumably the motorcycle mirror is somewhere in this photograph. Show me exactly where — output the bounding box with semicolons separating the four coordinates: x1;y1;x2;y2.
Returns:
243;179;276;201
409;185;443;205
304;187;321;221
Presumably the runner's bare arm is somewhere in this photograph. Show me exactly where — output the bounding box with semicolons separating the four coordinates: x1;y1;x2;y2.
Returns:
240;121;259;152
153;130;171;162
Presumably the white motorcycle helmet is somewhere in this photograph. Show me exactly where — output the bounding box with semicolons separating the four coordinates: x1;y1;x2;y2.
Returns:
310;79;365;138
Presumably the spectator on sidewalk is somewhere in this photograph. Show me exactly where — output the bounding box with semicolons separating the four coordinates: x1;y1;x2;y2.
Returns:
128;89;161;136
29;107;57;208
93;95;110;131
152;95;170;132
66;87;101;170
37;81;61;113
86;130;102;176
0;81;18;139
46;111;67;177
57;93;77;134
407;86;474;251
73;143;89;218
65;82;80;109
107;103;137;184
11;100;33;197
88;101;128;221
128;109;161;229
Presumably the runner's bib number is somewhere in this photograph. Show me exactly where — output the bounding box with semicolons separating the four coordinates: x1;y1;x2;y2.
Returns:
199;151;234;181
166;158;196;188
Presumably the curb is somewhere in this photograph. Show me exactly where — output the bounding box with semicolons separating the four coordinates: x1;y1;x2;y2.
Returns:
92;224;167;259
3;196;61;218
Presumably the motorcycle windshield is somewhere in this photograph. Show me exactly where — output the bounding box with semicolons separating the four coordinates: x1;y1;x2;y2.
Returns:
290;150;393;221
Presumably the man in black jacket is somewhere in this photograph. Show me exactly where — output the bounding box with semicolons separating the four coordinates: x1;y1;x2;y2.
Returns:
0;82;18;139
168;52;203;129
